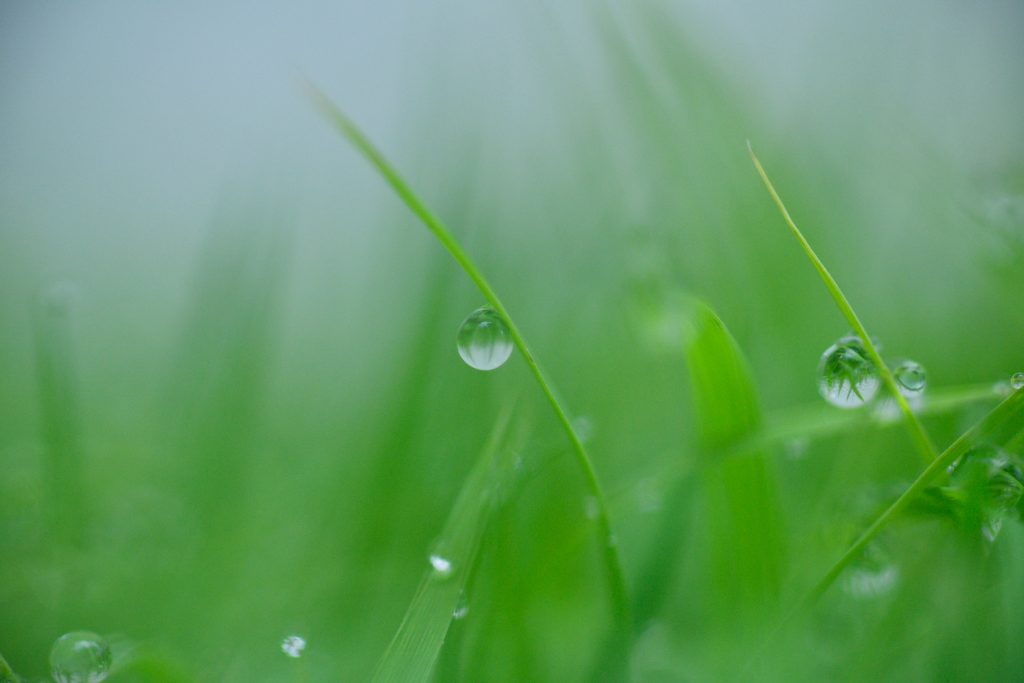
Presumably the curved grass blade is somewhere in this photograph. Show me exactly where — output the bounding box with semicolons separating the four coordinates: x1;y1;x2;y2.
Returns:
306;83;632;639
631;296;786;636
747;143;938;466
680;298;785;616
371;407;514;683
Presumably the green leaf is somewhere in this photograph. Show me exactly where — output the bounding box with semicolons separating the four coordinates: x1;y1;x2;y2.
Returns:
681;298;786;616
371;408;514;683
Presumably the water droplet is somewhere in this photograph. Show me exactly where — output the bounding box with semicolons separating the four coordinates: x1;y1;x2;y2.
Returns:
572;416;594;444
784;437;810;460
635;478;663;513
817;336;880;408
947;445;1024;542
456;307;513;371
583;496;599;520
1011;372;1024;390
842;544;898;600
452;594;469;620
429;554;453;578
893;360;927;395
281;635;306;658
50;631;111;683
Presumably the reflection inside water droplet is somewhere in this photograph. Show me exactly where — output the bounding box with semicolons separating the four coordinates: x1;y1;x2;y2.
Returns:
817;336;880;409
1011;372;1024;391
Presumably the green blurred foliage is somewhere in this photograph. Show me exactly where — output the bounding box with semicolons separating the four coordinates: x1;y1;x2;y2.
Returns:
1;0;1023;681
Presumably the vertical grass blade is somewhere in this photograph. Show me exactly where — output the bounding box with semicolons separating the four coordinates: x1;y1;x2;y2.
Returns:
32;285;87;544
371;408;513;683
747;143;938;466
681;298;785;617
306;83;633;641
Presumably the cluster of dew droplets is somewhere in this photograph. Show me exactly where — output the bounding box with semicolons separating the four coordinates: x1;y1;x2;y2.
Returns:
456;306;513;371
49;631;111;683
944;445;1024;543
817;336;880;408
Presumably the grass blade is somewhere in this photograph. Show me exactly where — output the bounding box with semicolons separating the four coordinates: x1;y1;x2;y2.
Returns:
801;387;1024;609
680;298;785;617
371;407;513;683
32;285;87;544
747;143;938;466
0;651;18;683
306;83;632;640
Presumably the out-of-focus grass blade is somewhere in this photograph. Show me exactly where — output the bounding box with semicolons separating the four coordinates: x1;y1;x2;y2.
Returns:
800;387;1024;609
681;298;786;616
0;651;19;683
371;407;514;683
32;284;86;544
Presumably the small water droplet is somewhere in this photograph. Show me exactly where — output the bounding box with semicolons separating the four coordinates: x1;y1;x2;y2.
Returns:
842;544;899;600
572;416;594;444
784;437;810;460
456;307;513;371
1011;372;1024;390
583;496;599;520
50;631;111;683
893;360;927;395
635;478;663;513
281;635;306;658
452;594;469;621
429;554;453;578
817;335;880;408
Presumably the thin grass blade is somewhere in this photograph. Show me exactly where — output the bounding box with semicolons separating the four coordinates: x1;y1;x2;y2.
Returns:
371;408;513;683
307;82;632;640
747;143;938;466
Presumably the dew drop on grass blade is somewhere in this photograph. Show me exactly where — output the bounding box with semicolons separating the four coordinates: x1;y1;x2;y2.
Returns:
371;408;514;683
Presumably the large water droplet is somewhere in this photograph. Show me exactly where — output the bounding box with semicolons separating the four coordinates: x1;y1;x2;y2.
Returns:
817;336;880;408
429;554;453;578
456;307;513;371
893;359;927;395
50;632;111;683
1011;372;1024;390
947;445;1024;542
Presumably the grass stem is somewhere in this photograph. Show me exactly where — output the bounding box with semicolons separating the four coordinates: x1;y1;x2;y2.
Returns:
306;82;633;638
747;142;938;466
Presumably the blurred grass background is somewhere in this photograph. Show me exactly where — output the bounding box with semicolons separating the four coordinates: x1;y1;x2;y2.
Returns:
2;0;1023;680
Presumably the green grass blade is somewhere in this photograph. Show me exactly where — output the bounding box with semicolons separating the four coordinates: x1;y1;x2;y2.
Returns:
747;143;938;466
307;83;632;637
0;651;18;683
371;408;513;683
681;298;785;616
801;387;1024;609
32;286;87;544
